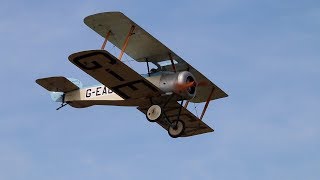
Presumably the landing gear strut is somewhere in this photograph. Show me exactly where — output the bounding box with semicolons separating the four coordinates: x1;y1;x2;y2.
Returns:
146;95;185;138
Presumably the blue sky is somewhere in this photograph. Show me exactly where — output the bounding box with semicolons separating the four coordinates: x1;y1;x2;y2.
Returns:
0;0;319;179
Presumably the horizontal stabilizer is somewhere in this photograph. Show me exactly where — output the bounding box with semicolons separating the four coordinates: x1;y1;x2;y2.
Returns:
36;76;79;92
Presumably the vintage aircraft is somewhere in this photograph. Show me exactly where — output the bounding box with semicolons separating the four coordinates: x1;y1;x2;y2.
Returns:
36;12;228;138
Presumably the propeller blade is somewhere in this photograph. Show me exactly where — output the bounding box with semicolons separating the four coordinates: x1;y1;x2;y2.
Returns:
176;81;209;91
175;81;195;90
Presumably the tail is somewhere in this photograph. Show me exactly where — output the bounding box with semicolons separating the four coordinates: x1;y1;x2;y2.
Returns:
36;76;83;102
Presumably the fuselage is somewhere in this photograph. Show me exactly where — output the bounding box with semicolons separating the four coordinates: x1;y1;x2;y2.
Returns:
56;70;196;108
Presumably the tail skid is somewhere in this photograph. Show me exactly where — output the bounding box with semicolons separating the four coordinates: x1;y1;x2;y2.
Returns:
56;94;68;110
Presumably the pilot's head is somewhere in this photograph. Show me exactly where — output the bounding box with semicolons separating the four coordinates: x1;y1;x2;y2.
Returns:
150;68;158;73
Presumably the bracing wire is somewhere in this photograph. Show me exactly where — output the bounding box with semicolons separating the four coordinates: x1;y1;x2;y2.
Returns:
111;45;117;56
124;54;134;68
111;32;134;68
193;102;199;118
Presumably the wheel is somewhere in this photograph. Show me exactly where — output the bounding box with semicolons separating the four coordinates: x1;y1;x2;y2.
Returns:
146;105;162;122
168;120;185;138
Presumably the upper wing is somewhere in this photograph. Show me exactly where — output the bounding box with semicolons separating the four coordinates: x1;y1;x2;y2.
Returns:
84;12;174;62
84;12;228;103
137;96;214;137
36;76;79;92
68;50;162;100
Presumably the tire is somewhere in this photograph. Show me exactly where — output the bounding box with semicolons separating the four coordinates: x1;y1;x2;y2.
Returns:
146;105;162;122
168;120;185;138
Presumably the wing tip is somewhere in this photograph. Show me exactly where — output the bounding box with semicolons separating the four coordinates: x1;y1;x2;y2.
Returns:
84;11;125;24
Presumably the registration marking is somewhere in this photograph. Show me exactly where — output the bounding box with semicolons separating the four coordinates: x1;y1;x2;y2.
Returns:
85;85;113;98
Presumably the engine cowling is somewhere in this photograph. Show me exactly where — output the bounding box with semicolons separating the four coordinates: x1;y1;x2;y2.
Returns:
158;71;196;99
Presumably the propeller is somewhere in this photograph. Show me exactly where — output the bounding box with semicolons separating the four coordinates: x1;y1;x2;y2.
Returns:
175;80;208;91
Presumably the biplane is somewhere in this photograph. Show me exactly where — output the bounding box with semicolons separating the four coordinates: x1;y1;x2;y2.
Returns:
36;12;228;138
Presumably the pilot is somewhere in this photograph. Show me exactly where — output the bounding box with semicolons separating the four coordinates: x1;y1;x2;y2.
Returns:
150;68;158;74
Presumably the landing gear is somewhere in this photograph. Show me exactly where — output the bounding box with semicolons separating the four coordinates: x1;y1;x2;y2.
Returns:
168;120;185;138
146;105;162;122
146;95;185;138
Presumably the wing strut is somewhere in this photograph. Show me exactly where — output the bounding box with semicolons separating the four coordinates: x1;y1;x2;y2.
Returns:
118;25;135;60
184;100;190;108
146;59;151;77
200;87;215;120
168;53;176;73
101;30;111;50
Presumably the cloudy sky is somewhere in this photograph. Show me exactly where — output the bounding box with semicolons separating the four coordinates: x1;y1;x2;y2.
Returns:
0;0;319;179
